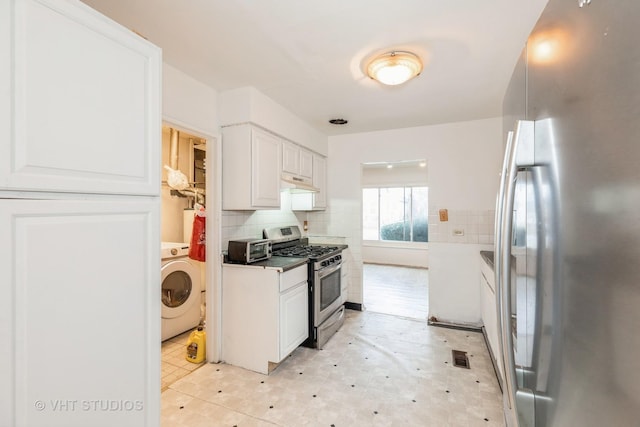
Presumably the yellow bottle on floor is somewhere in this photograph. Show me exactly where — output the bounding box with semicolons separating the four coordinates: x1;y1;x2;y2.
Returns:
185;326;206;363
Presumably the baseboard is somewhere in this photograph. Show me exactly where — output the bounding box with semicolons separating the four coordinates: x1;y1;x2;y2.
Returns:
427;318;482;332
344;302;363;311
481;326;504;393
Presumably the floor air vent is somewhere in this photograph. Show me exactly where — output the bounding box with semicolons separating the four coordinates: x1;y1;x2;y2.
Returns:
452;350;470;369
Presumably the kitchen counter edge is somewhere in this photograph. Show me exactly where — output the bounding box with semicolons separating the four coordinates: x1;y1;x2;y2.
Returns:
223;256;309;272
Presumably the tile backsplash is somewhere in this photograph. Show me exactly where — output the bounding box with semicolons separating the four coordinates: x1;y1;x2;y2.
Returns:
427;208;495;245
221;192;306;247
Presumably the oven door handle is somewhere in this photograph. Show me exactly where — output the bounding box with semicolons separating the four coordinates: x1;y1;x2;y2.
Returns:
317;262;341;279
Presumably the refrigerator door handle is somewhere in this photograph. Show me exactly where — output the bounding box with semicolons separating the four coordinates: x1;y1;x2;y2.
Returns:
530;165;556;396
497;120;536;427
494;129;514;407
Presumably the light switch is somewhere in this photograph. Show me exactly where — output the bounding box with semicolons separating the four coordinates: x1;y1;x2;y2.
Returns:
439;209;448;222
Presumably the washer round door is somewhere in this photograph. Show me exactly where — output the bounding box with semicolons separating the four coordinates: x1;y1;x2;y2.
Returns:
161;258;200;319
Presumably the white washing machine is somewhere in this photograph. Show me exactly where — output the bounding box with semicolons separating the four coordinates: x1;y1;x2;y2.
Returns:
161;242;202;341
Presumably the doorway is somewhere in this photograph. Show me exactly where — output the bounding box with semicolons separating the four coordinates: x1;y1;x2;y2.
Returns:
363;263;428;319
159;124;218;390
361;160;429;320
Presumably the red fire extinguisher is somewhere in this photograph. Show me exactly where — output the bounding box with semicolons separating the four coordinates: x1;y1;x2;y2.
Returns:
189;203;206;262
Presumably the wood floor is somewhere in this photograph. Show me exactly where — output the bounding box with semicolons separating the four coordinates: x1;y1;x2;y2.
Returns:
362;263;429;320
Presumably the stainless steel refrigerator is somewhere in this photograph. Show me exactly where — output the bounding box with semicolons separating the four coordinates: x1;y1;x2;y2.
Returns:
496;0;640;426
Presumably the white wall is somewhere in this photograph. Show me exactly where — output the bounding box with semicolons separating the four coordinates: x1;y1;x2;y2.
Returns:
362;244;429;268
163;63;219;137
320;118;503;325
219;86;327;156
161;63;221;360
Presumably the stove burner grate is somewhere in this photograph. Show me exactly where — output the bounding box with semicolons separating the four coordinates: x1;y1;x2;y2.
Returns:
272;245;339;259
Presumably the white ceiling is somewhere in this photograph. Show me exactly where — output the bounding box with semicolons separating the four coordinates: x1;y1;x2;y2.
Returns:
81;0;548;136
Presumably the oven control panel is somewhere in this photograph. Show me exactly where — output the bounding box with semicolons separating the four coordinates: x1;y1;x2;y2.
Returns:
320;254;342;267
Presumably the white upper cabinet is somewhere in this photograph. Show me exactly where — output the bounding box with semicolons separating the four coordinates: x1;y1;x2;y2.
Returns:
299;148;313;179
222;124;281;210
0;0;161;196
312;154;327;208
282;141;313;179
291;153;327;211
282;141;300;175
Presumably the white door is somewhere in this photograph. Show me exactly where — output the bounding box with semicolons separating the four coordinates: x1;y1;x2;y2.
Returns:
0;198;160;427
0;1;162;426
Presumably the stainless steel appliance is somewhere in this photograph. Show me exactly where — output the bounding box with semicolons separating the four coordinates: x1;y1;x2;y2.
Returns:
264;226;345;349
227;238;272;264
497;1;640;426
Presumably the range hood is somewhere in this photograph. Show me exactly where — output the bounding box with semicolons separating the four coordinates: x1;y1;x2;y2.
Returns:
281;173;319;193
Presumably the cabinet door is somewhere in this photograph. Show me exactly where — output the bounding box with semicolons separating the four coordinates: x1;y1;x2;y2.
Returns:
279;282;309;358
299;148;313;179
0;198;160;427
0;0;161;196
480;264;503;382
290;154;327;211
282;141;300;175
312;155;327;208
251;128;281;208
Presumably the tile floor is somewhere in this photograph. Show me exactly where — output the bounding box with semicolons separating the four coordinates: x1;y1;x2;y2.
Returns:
162;331;206;391
162;310;504;426
161;264;504;426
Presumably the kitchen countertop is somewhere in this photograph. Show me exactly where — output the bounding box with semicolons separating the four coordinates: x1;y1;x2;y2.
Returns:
223;256;308;272
222;243;347;272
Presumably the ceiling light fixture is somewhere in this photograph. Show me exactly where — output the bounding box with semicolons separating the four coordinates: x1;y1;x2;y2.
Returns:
367;51;423;86
329;118;348;125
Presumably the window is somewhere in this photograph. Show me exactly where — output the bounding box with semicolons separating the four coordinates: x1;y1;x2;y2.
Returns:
363;186;428;242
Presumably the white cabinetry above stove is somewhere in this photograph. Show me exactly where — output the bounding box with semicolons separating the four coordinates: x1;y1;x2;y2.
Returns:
291;154;327;211
282;141;313;179
222;124;281;210
281;141;319;193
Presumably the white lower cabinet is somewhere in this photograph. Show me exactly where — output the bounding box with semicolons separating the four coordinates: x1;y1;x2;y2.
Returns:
0;198;160;427
222;264;308;374
480;253;504;385
279;281;309;357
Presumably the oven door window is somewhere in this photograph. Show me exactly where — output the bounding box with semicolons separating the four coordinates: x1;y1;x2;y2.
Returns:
320;267;341;311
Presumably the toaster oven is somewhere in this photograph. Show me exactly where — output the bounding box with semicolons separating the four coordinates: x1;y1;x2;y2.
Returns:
227;238;272;264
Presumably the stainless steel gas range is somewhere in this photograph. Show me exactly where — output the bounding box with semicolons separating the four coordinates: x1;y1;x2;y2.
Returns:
264;226;345;349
